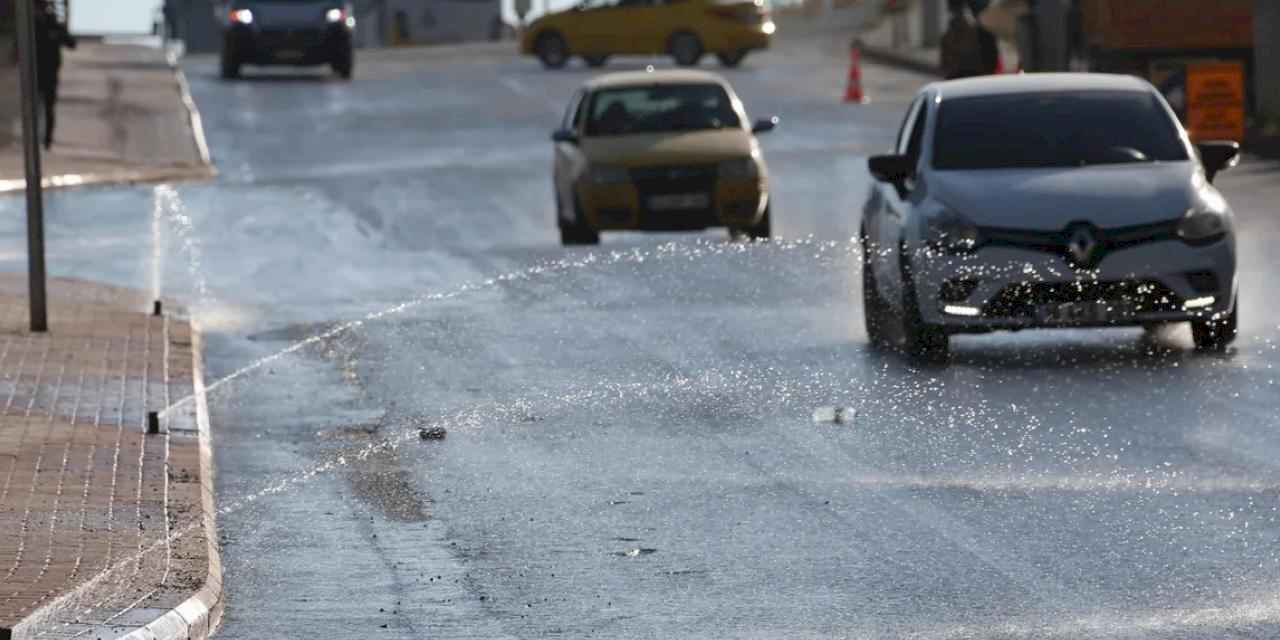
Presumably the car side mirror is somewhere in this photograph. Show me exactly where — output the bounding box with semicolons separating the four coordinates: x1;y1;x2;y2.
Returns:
1197;140;1240;183
868;154;914;184
551;128;579;144
751;117;778;134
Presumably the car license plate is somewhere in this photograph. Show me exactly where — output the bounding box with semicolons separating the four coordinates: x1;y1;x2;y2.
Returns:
648;193;709;211
275;49;304;61
1038;301;1132;324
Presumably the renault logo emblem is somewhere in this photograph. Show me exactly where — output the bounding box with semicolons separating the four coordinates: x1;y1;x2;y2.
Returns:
1066;225;1101;267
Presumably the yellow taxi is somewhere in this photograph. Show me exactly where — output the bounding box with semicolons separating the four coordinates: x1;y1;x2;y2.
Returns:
551;70;776;245
521;0;774;69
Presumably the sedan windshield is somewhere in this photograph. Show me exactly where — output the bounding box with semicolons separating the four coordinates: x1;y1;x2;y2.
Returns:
933;90;1190;170
585;84;742;137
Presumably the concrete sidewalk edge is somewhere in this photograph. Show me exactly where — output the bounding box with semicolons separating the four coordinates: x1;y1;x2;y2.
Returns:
116;323;224;640
0;48;217;195
3;317;223;640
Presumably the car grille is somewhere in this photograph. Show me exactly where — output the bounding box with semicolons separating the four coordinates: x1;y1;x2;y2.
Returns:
256;28;326;50
983;280;1183;319
979;220;1180;261
631;165;718;214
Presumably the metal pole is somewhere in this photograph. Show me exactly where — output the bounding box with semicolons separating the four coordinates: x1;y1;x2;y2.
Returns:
15;0;48;333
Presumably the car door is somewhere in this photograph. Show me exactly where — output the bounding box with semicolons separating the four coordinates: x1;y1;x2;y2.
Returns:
575;0;652;53
872;93;926;307
554;89;589;224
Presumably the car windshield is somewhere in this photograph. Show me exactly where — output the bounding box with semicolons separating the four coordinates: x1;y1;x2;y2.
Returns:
585;83;741;136
933;90;1190;170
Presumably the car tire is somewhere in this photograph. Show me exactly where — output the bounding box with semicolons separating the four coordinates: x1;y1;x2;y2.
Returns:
559;195;600;246
536;32;570;69
220;51;241;80
747;205;771;240
717;50;748;68
861;231;892;349
669;32;703;67
1191;298;1238;351
583;55;609;68
332;48;354;80
899;250;949;363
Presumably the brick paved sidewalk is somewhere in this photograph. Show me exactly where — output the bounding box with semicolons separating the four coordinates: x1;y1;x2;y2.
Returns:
0;41;214;193
0;275;219;640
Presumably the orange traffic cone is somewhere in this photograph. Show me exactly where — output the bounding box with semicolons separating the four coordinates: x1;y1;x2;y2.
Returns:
845;42;867;104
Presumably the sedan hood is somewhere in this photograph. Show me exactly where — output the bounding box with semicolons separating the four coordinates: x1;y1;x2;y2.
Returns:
926;162;1199;231
582;130;755;166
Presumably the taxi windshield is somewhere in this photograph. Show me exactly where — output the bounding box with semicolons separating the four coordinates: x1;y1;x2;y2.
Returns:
585;83;741;136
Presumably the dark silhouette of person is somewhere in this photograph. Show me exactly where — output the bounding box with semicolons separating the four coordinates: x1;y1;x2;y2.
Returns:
940;0;984;79
34;1;76;149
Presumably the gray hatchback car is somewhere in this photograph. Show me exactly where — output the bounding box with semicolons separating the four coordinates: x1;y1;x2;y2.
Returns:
862;74;1241;361
221;0;356;79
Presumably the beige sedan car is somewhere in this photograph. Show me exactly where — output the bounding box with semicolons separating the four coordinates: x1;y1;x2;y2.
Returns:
551;70;777;245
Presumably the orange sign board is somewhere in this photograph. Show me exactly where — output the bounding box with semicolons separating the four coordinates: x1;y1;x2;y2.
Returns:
1186;62;1246;142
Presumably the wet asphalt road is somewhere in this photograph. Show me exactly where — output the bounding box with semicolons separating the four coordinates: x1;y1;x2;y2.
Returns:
4;39;1280;639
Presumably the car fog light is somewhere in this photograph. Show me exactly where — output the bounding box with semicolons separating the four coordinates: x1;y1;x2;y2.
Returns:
943;305;981;317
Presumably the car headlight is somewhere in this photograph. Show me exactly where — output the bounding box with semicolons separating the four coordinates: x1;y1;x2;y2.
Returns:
230;8;254;24
1177;207;1227;245
589;165;630;185
926;210;980;254
718;158;759;180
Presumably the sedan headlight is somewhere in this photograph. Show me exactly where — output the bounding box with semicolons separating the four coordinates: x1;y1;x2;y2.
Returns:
718;158;759;180
1177;207;1227;245
926;210;980;254
589;165;630;185
229;8;254;24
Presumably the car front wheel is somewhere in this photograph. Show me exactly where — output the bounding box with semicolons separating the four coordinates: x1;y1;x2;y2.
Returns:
220;50;241;79
717;50;748;67
670;32;703;67
332;48;354;80
900;252;949;362
559;195;600;246
536;32;570;69
1191;299;1238;351
861;232;892;348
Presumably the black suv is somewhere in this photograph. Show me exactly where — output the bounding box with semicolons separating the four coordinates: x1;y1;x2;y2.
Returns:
221;0;356;79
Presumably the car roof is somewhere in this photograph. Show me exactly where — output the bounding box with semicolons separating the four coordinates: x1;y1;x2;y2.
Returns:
926;73;1156;100
583;70;731;91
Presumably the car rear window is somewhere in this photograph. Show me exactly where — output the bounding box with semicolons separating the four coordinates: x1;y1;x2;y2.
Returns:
932;90;1190;170
585;83;741;137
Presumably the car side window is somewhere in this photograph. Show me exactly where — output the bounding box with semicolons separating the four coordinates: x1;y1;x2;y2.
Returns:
895;96;923;156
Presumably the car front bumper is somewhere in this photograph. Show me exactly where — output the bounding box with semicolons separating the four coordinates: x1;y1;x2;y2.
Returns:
576;175;767;231
225;23;352;65
910;238;1236;332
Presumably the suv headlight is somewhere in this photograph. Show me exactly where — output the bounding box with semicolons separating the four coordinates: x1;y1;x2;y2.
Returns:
589;165;630;185
718;158;759;180
926;210;981;254
1177;207;1227;245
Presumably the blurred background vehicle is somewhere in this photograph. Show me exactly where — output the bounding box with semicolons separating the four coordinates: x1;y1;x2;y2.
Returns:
552;70;775;245
521;0;774;69
219;0;356;79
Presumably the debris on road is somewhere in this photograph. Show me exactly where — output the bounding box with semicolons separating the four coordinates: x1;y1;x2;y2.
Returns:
419;426;448;440
812;406;854;425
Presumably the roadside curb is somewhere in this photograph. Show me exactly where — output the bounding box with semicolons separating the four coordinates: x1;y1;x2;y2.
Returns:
116;322;224;640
